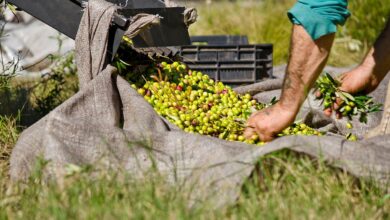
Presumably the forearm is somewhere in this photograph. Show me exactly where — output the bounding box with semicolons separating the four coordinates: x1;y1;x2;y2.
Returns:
278;25;335;114
244;0;349;141
360;19;390;81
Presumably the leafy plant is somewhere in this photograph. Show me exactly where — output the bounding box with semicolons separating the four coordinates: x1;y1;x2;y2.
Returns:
30;52;78;115
315;73;382;123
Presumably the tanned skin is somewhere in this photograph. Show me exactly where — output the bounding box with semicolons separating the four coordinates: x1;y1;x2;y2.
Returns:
338;19;390;95
245;19;390;142
244;25;335;141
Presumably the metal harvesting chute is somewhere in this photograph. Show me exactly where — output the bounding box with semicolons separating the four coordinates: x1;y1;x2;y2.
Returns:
6;0;191;59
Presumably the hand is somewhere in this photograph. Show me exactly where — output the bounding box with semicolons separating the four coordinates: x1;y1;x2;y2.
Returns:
244;103;296;142
339;65;381;94
320;65;381;118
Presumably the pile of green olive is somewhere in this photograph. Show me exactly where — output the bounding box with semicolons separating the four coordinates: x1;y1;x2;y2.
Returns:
126;62;324;145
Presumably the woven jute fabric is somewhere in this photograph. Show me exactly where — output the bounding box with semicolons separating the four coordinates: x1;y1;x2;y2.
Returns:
366;84;390;137
10;0;390;208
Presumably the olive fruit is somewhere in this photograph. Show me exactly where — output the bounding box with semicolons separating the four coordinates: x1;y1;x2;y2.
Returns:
129;62;323;145
315;73;382;124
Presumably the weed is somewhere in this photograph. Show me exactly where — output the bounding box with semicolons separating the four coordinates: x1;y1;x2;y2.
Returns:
0;114;19;176
0;149;387;219
29;52;78;115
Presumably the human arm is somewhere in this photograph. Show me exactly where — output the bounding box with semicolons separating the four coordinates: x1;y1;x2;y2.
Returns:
340;19;390;94
244;0;350;141
321;18;390;116
244;25;334;141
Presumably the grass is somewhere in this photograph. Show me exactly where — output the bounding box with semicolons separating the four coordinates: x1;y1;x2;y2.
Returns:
28;52;78;115
186;0;390;66
1;85;388;218
0;0;390;218
0;108;388;219
0;136;388;219
0;52;78;126
0;115;18;176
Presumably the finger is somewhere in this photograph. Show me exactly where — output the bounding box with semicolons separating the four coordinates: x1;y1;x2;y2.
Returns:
335;111;342;119
259;132;274;142
333;97;343;110
339;81;357;94
333;102;340;110
335;97;343;105
243;127;256;139
339;83;351;93
324;108;332;117
314;90;322;98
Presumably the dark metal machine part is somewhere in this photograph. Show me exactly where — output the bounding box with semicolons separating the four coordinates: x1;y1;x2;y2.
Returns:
6;0;190;59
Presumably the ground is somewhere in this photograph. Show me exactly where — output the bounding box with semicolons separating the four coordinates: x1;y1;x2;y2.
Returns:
0;0;390;219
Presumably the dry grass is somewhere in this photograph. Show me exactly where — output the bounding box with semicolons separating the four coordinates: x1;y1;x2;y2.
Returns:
0;115;19;177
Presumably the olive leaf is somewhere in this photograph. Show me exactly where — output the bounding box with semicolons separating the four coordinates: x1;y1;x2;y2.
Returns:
315;72;382;124
325;72;340;86
341;91;355;101
221;130;229;139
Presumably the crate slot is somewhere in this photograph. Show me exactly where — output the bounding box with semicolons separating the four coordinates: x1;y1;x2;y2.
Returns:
220;70;254;81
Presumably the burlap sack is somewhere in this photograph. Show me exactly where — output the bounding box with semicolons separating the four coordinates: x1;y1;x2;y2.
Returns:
235;67;390;139
10;0;390;208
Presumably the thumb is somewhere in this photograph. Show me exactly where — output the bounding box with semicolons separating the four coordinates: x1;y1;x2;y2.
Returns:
259;132;275;142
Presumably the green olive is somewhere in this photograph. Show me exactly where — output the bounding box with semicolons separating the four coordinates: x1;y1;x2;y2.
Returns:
129;61;323;146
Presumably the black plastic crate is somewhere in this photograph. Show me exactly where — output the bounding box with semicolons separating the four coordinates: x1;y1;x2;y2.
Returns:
179;44;273;85
190;35;249;45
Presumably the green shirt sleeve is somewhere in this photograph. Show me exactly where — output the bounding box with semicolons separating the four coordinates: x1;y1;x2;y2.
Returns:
288;0;351;40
